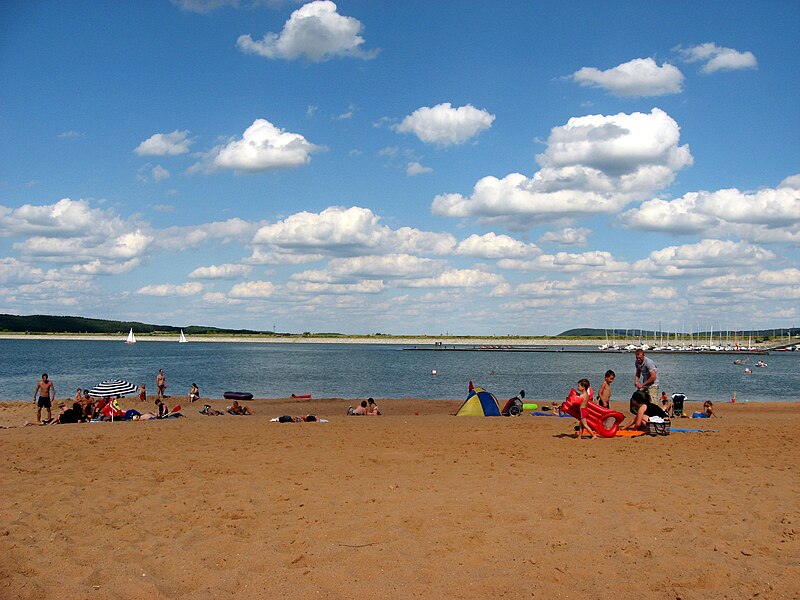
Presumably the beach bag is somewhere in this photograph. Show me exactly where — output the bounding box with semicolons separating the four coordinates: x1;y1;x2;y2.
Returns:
647;416;671;436
278;415;294;423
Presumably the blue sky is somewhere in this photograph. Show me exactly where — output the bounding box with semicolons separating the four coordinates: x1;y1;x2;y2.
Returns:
1;0;798;335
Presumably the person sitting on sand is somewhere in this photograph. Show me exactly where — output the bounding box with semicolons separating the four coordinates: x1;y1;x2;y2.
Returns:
575;378;598;440
660;391;673;417
703;400;716;418
352;400;368;415
367;398;381;415
227;400;251;415
155;398;169;419
189;383;200;403
621;392;669;431
596;370;615;408
80;389;95;420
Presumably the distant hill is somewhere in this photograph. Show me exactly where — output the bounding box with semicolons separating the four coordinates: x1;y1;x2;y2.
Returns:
0;314;267;335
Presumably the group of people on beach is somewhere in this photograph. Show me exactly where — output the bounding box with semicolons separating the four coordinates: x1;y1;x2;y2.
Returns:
574;349;672;439
347;398;381;416
31;369;196;425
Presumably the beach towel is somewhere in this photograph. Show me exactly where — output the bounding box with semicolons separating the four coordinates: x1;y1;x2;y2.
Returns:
531;412;572;417
671;427;718;433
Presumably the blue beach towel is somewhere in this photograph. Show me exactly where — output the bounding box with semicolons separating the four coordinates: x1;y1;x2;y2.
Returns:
531;412;572;418
671;427;717;433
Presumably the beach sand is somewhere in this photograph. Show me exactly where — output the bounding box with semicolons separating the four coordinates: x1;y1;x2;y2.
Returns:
1;398;798;599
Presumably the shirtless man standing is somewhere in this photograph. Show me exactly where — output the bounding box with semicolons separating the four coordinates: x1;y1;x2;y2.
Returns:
156;369;167;399
33;373;55;423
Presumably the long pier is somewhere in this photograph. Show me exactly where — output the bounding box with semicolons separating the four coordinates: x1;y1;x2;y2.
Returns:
402;345;770;355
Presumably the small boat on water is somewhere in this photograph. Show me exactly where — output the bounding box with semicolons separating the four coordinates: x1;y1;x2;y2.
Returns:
178;330;188;343
125;329;137;344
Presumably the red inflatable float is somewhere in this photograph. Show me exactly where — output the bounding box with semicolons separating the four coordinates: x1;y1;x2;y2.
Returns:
560;388;625;438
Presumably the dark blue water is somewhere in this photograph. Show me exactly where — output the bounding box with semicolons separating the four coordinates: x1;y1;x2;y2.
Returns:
0;339;796;403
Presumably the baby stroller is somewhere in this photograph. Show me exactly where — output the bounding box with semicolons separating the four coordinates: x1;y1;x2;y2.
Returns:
671;393;686;417
501;390;526;416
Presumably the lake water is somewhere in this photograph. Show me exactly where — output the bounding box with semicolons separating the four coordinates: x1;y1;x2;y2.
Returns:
0;339;796;403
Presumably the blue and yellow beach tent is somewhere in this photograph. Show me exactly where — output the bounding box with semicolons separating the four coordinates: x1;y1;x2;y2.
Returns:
456;383;501;416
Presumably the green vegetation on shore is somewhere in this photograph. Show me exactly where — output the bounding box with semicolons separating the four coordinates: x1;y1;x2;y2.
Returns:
1;314;796;342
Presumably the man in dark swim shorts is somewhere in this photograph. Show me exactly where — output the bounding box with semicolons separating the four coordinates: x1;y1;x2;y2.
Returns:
33;373;55;422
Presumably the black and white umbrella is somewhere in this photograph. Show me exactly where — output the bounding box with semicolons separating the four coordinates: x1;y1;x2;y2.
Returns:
88;379;138;398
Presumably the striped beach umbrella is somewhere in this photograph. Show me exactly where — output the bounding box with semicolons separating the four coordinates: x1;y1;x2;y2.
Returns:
88;379;138;398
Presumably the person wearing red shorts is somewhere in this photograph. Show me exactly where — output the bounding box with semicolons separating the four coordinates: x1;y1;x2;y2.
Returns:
576;378;597;440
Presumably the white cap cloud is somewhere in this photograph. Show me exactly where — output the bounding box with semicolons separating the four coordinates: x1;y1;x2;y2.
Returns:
432;108;692;228
236;1;378;62
192;119;322;173
570;58;684;97
134;130;192;156
395;103;495;147
677;43;757;74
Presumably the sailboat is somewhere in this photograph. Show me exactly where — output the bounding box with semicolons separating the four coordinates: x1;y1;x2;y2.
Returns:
125;328;137;344
178;330;188;343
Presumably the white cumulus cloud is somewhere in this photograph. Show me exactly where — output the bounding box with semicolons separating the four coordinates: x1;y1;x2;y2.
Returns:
236;0;378;62
570;58;684;97
395;103;495;147
134;130;192;156
539;227;591;247
637;239;774;277
677;42;757;74
433;108;692;228
193;119;321;173
188;263;253;279
455;232;540;259
404;269;505;289
137;282;204;296
229;280;276;298
253;206;456;257
622;177;800;238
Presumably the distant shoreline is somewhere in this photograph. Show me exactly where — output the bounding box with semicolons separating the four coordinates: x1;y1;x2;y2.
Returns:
0;333;604;346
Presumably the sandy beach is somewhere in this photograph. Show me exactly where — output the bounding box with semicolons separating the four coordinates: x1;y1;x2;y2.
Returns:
1;397;798;599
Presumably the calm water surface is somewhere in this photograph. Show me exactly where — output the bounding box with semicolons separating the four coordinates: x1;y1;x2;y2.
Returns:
0;339;796;403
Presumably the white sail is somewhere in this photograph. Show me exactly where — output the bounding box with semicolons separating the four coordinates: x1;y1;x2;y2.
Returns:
178;330;187;343
125;328;137;344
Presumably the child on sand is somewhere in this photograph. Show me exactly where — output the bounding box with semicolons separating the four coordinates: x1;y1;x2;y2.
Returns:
596;370;615;408
576;378;598;440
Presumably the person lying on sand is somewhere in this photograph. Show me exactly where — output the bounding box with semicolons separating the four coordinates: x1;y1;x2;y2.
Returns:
227;401;251;415
200;404;224;416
